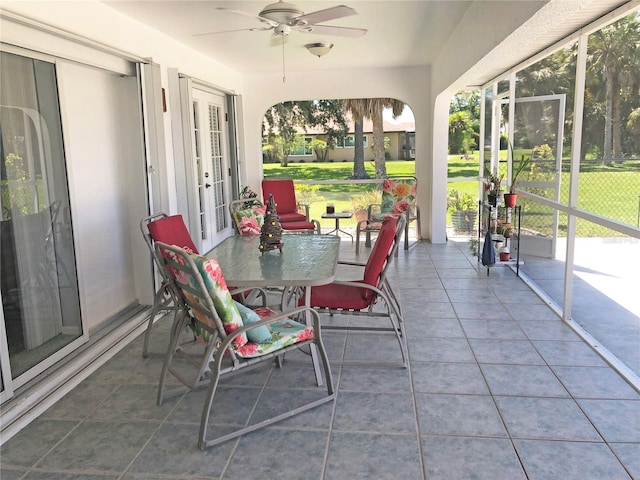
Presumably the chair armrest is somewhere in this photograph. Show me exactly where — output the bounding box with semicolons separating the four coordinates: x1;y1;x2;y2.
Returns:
330;280;386;299
337;260;366;267
298;203;310;221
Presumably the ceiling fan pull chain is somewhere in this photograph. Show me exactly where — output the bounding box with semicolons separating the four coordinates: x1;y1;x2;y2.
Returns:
282;36;286;83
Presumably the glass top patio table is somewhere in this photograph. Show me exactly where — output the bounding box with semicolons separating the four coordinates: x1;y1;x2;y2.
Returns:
206;233;340;386
205;233;340;288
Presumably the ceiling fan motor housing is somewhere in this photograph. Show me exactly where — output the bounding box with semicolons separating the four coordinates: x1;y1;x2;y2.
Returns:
259;1;304;24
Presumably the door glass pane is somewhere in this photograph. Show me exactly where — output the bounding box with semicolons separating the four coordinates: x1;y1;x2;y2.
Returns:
208;104;227;233
1;52;82;379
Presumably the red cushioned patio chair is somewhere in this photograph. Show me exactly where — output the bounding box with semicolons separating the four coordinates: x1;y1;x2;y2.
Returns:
306;215;407;368
261;179;320;233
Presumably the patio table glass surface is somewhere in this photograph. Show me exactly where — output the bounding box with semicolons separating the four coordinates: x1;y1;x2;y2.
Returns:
205;233;341;288
205;233;341;386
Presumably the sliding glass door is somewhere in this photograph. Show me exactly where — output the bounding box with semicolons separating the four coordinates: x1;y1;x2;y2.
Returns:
0;51;81;394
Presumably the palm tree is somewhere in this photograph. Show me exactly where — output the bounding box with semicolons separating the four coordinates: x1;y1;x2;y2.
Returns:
343;98;405;179
587;14;640;163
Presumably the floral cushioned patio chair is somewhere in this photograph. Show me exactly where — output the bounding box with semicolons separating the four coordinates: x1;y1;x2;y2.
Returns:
154;242;335;449
229;198;266;235
139;213;200;357
355;176;421;254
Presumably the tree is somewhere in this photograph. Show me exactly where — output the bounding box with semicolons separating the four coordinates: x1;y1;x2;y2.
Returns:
343;98;405;179
587;14;640;163
263;100;347;166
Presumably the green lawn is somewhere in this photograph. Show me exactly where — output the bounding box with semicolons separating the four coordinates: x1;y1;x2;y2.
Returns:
263;156;640;236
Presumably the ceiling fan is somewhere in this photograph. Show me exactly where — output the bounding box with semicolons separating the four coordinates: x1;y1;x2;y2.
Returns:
194;1;368;39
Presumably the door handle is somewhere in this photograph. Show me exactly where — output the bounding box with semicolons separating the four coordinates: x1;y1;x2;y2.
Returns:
205;183;211;188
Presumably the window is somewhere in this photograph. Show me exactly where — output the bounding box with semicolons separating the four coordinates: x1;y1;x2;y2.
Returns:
290;136;313;156
338;135;368;148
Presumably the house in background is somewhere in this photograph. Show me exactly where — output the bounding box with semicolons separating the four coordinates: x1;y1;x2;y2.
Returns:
265;114;416;163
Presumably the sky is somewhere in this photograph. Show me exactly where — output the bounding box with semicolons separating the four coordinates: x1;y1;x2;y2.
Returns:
384;105;415;124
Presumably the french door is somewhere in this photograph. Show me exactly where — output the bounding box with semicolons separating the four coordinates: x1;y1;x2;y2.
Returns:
190;88;233;252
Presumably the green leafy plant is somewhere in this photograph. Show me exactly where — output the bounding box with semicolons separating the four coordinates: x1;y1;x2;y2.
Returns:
447;189;476;213
350;189;382;213
507;142;532;194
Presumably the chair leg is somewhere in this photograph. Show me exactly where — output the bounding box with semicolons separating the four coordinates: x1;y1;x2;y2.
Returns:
143;284;173;357
355;223;361;254
157;311;189;406
404;219;409;250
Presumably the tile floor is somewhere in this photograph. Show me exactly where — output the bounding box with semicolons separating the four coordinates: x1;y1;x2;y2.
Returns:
2;240;639;479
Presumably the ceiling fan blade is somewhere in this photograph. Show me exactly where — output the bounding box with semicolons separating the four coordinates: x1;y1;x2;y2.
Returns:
292;5;357;25
214;7;278;27
299;24;367;37
193;26;273;37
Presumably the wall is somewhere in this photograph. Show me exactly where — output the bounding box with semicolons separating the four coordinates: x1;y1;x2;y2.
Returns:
241;66;437;240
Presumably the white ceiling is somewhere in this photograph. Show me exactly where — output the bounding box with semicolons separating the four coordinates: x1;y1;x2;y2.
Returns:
101;0;631;81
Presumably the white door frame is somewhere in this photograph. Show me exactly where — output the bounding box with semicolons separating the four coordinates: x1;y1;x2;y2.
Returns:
173;77;235;252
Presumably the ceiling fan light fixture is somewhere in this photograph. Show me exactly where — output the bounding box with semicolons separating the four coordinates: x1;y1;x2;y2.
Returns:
305;42;334;58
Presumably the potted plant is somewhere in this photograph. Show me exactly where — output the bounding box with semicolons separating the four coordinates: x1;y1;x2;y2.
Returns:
503;142;531;208
483;167;503;207
350;189;382;223
447;190;477;233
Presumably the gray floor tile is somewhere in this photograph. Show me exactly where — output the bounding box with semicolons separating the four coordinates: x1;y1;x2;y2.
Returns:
415;393;507;437
453;302;513;320
23;473;119;479
39;383;119;421
251;387;334;429
495;396;602;441
507;303;560;321
35;420;159;472
411;362;489;394
469;338;544;364
224;428;328;480
481;364;570;397
577;399;640;442
339;365;412;392
89;383;179;421
167;385;262;426
517;320;582;341
333;391;417;434
515;439;631;480
325;432;423;480
0;419;79;468
422;435;526;480
609;443;640;479
408;337;475;363
126;422;236;477
533;340;607;366
0;467;28;480
446;288;501;304
551;366;640;399
405;317;465;338
460;318;526;340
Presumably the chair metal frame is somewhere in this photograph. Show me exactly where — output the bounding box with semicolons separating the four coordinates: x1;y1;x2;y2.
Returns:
309;215;407;368
139;213;190;357
154;242;335;449
355;176;421;254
